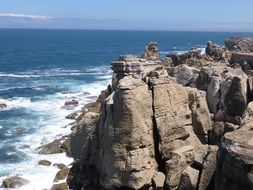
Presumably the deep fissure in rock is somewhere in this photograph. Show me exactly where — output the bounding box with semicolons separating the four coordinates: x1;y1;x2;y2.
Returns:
150;85;166;174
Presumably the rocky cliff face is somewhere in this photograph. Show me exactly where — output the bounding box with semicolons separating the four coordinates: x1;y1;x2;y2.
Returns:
68;39;253;190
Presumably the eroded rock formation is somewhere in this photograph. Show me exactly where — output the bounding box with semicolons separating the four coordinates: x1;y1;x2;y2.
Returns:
67;38;253;190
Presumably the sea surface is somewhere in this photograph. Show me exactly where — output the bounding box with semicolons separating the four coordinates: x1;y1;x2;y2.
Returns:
0;29;253;189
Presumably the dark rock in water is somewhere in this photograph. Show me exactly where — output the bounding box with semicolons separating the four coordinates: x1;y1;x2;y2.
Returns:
1;176;29;188
38;159;52;166
83;92;91;96
60;138;71;157
225;37;253;52
64;100;79;106
50;182;68;190
39;137;69;155
54;168;70;182
9;127;27;135
53;163;67;169
65;112;78;120
0;103;7;109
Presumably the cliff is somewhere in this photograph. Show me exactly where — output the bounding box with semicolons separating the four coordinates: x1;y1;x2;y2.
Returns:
67;39;253;190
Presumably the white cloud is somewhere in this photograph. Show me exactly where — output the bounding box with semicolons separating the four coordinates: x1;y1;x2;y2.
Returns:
0;13;54;20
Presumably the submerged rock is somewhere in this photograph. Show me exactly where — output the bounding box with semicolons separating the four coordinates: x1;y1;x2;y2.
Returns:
1;176;29;189
39;137;70;155
38;159;52;166
0;103;7;109
64;99;79;106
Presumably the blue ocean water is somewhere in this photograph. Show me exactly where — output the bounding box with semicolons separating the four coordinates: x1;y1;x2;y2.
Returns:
0;29;253;189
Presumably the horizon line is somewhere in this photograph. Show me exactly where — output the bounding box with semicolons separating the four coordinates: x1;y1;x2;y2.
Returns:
0;27;253;33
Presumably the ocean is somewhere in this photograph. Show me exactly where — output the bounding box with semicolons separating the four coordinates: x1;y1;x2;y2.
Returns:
0;29;252;189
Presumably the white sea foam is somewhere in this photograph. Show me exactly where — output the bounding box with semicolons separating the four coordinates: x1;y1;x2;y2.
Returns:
0;66;110;79
0;67;111;189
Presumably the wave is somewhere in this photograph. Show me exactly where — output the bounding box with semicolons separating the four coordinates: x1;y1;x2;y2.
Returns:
0;66;111;79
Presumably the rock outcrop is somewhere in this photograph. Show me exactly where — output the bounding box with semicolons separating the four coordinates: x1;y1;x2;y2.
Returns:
0;103;7;109
143;42;160;60
67;39;253;190
225;37;253;52
1;176;29;189
205;41;228;61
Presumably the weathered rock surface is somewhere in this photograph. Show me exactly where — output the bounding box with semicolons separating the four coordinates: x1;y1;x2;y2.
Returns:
196;66;248;124
54;168;70;182
99;76;157;189
152;172;165;189
216;130;253;189
67;39;253;190
39;136;70;155
225;37;253;52
205;41;228;61
1;176;29;189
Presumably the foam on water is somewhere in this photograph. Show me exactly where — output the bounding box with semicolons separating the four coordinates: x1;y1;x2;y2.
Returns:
0;67;111;190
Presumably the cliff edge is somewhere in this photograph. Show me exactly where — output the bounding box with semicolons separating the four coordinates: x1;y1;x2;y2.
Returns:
67;39;253;190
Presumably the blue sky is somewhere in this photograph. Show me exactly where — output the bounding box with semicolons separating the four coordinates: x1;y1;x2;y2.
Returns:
0;0;253;31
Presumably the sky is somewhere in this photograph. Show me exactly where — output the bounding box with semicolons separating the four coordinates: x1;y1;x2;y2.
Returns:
0;0;253;31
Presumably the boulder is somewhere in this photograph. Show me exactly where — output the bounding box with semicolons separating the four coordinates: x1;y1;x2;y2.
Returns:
168;64;200;87
152;172;165;190
1;176;29;188
198;145;218;190
216;129;253;189
178;166;199;190
65;112;78;120
188;88;212;144
205;41;228;61
0;103;7;109
53;163;67;170
60;138;71;156
38;159;52;166
64;100;78;106
54;168;70;182
165;146;195;190
196;66;248;124
50;182;68;190
39;137;69;155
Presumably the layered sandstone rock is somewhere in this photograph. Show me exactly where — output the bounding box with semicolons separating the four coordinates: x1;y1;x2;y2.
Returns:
99;76;156;189
68;39;253;190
